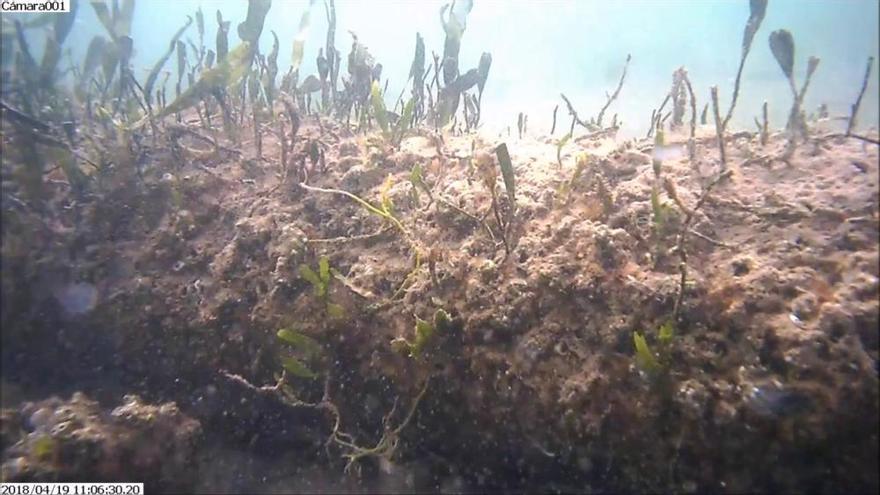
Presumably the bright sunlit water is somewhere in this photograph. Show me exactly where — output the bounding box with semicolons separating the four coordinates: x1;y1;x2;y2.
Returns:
48;0;880;138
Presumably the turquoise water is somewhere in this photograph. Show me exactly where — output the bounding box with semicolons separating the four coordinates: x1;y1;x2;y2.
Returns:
53;0;880;137
1;1;878;492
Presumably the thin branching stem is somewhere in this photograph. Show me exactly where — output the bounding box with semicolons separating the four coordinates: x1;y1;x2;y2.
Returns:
560;93;588;134
666;169;733;322
596;54;631;127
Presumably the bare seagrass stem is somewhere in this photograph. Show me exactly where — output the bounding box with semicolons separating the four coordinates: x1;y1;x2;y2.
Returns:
722;0;766;130
647;92;671;139
596;54;631;128
710;86;726;170
306;226;394;244
253;104;262;160
298;183;413;248
560;93;588;135
666;169;733;323
761;101;769;146
299;182;424;301
277;120;288;180
435;195;496;242
846;56;874;136
127;74;159;146
682;72;697;164
722;46;751;130
822;133;880;146
166;123;241;156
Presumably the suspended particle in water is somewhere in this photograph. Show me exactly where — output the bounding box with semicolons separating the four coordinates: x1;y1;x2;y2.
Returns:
53;283;98;316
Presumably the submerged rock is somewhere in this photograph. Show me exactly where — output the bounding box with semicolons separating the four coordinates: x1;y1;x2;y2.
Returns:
0;393;200;492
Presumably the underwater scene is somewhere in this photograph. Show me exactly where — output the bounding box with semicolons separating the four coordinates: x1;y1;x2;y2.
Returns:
1;0;878;493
